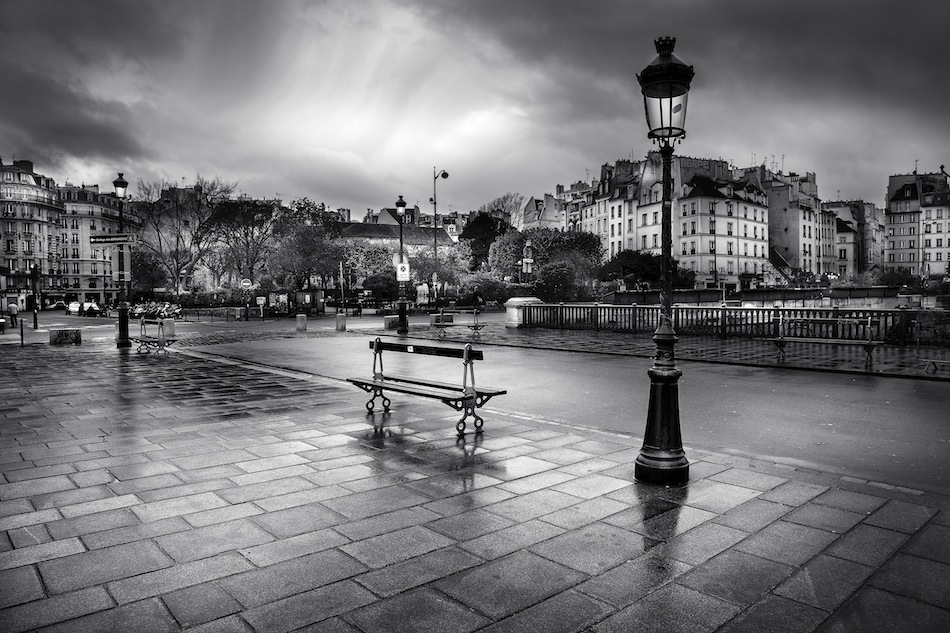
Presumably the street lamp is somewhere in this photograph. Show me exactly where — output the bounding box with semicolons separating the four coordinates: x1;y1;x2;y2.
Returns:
113;172;132;348
395;195;408;335
430;168;448;306
634;36;694;486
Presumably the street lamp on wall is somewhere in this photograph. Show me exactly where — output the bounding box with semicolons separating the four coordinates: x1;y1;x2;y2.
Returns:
395;195;409;335
113;172;132;348
634;36;694;486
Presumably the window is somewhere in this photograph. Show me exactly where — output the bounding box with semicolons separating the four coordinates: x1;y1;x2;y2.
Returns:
681;204;687;216
652;234;658;247
690;241;696;255
709;202;716;214
727;223;734;236
682;244;687;255
691;202;696;215
727;242;733;255
726;203;733;216
709;220;716;234
642;235;647;249
682;223;687;236
709;240;715;253
690;221;696;234
642;213;647;226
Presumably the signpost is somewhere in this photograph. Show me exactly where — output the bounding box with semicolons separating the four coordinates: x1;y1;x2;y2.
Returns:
90;233;138;245
396;263;411;282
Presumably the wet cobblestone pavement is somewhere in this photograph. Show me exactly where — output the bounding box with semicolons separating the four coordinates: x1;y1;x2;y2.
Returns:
1;321;949;631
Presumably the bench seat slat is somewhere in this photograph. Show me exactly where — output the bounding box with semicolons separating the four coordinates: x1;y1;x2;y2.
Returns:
381;373;506;396
347;377;470;401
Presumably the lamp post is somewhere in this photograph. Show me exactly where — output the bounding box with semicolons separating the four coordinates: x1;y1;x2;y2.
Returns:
634;36;694;486
113;172;132;348
30;264;39;329
430;168;448;306
395;195;408;335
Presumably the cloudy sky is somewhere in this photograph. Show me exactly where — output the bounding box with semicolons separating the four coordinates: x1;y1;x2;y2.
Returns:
2;0;947;216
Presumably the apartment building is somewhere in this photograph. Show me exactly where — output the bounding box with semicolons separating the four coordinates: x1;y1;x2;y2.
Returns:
884;170;950;277
59;182;140;305
822;200;885;278
675;175;770;291
0;159;63;311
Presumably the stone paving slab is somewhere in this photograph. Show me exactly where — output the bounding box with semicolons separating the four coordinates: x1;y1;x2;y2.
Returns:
1;338;949;632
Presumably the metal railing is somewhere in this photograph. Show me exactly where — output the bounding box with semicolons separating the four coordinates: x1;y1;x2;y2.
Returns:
521;303;934;346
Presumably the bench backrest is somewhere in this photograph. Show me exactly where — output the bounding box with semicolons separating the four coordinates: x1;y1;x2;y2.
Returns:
370;339;484;361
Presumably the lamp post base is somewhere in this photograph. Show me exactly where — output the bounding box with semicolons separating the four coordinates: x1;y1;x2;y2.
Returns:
635;318;688;486
116;301;132;348
397;300;408;336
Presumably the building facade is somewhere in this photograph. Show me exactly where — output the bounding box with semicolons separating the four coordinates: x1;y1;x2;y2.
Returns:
59;183;140;305
0;159;63;311
883;170;950;278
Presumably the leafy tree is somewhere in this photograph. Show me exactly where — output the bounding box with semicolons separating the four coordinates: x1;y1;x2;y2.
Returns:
341;238;392;282
134;175;236;295
362;273;399;302
130;249;167;300
476;192;524;217
208;198;279;283
534;261;578;302
275;198;341;238
459;213;512;271
598;249;693;289
266;224;342;290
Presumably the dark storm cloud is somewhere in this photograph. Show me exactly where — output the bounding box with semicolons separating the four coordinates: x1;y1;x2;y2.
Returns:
9;0;186;66
412;0;949;119
0;60;145;166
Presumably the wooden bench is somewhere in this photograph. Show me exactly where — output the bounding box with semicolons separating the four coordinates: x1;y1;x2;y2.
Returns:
130;318;177;354
431;308;486;338
347;337;507;436
769;315;882;368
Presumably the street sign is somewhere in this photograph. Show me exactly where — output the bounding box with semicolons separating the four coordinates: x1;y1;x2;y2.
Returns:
396;263;410;282
240;278;253;289
91;233;137;245
256;296;266;306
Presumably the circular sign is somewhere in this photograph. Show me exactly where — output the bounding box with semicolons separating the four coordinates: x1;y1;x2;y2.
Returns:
240;278;252;289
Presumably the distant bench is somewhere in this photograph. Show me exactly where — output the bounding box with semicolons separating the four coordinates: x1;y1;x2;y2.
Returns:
347;337;507;436
130;318;177;354
431;308;486;338
768;315;882;368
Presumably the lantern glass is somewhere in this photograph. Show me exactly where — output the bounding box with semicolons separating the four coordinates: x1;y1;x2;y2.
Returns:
643;89;689;139
113;172;128;199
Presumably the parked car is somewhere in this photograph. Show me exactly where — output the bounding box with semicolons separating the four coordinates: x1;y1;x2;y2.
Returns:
47;300;67;311
66;301;101;316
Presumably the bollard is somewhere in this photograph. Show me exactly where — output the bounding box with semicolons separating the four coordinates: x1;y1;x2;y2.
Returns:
296;314;307;332
336;313;346;332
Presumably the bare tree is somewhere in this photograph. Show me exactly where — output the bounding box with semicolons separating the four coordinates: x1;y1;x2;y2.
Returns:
134;175;236;294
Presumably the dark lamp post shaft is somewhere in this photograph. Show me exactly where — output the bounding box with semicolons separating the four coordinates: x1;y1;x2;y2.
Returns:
395;195;408;335
113;172;132;348
634;37;692;486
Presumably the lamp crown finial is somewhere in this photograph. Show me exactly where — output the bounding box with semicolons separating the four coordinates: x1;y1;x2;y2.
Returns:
654;36;676;55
